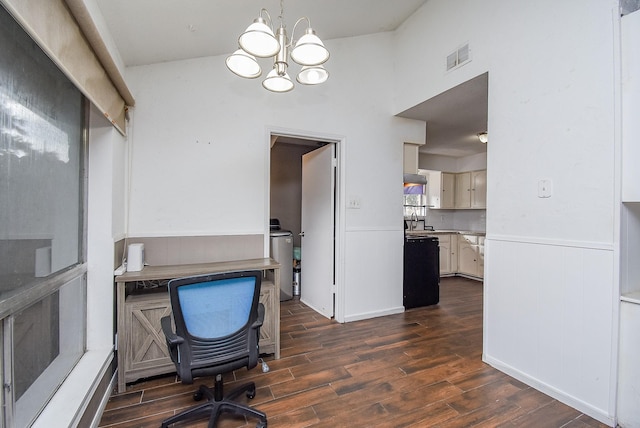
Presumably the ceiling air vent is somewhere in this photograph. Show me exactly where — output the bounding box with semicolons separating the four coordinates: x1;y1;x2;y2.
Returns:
446;43;471;71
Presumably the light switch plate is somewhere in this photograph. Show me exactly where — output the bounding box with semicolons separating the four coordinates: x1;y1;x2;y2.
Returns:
538;179;552;198
347;196;361;209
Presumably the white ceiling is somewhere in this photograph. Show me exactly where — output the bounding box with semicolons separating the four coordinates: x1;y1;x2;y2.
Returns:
94;0;428;67
397;73;488;157
95;0;487;158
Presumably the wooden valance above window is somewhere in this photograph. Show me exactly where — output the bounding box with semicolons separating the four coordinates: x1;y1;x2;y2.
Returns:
1;0;135;135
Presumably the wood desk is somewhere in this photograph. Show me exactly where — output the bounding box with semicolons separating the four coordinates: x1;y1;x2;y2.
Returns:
114;258;281;393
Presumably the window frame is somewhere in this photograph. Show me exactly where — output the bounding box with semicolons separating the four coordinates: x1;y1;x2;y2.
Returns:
0;7;90;421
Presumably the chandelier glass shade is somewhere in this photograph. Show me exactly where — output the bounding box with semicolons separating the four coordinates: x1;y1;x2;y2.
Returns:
226;3;329;93
263;69;294;92
290;29;330;66
238;17;280;58
225;49;261;79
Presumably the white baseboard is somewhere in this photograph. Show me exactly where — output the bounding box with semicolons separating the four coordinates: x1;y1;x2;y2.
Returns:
483;354;616;427
343;306;405;323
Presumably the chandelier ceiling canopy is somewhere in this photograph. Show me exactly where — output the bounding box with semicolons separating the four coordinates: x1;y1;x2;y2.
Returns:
225;1;330;93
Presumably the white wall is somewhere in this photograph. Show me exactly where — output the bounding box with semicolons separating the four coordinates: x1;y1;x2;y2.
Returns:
124;32;423;321
394;0;619;424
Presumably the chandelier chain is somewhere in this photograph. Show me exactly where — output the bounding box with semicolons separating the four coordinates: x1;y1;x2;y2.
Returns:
279;0;285;27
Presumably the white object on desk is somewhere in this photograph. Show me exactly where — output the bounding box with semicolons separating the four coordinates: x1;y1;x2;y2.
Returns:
127;243;145;272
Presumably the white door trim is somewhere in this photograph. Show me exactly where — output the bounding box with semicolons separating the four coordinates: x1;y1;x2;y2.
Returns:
264;126;346;323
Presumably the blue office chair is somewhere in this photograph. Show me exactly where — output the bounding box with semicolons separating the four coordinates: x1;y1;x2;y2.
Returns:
160;270;268;428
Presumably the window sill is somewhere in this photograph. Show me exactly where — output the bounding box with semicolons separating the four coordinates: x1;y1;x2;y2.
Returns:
31;348;113;428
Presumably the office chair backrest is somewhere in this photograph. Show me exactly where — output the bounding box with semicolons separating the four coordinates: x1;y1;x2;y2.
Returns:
167;270;262;380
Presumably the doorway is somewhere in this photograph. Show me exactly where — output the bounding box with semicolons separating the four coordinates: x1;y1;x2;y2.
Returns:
267;130;343;320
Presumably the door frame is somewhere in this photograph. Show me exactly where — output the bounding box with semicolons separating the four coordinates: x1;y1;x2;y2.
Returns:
264;126;346;323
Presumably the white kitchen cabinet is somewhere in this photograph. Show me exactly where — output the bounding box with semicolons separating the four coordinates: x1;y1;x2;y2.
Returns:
403;143;421;174
457;234;484;278
422;170;455;209
455;170;486;209
471;170;487;208
477;236;485;278
455;172;471;209
439;234;451;274
438;233;458;275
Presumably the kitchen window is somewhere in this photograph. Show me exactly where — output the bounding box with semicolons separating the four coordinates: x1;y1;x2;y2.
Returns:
403;183;427;218
0;5;88;426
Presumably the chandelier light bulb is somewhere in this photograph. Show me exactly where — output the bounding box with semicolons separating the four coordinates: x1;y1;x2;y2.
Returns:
297;65;329;85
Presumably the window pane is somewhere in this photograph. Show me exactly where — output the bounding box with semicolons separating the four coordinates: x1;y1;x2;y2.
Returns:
13;276;85;427
0;5;84;301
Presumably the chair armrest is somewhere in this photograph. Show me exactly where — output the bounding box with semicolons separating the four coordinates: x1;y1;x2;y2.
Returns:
253;303;265;329
161;316;183;347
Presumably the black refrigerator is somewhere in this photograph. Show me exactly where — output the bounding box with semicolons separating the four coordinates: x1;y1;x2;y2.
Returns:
403;236;440;309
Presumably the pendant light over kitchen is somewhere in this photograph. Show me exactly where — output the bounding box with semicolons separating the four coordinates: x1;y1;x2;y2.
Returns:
225;0;329;93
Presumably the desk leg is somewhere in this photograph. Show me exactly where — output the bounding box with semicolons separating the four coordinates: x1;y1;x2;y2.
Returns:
116;281;126;393
273;268;281;359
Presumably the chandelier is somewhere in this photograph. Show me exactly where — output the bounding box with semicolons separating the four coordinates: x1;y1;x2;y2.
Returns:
225;0;330;93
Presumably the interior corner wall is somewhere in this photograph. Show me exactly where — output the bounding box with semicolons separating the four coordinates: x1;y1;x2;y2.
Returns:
123;31;424;321
394;0;619;424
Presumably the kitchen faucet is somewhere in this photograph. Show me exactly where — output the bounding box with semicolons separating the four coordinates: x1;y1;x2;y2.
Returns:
410;211;418;231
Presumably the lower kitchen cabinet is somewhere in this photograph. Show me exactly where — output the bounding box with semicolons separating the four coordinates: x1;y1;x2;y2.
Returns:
438;234;458;275
458;234;484;278
420;232;484;280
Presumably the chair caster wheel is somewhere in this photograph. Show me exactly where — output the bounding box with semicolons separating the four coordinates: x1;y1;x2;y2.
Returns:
246;389;256;399
256;422;267;428
193;391;204;401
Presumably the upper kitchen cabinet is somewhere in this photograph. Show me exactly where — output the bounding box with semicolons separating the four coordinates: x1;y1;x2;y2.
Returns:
422;170;455;209
455;170;486;209
403;143;422;174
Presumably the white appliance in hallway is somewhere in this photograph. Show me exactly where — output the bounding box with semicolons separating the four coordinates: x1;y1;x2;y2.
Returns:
269;219;293;301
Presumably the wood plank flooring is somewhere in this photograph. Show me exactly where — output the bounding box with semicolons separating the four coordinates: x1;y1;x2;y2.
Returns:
98;277;610;428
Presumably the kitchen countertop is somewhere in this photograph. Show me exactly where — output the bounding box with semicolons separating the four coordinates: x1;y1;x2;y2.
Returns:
405;229;486;236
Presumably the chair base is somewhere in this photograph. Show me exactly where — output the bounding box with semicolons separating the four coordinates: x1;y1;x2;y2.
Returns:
161;378;267;428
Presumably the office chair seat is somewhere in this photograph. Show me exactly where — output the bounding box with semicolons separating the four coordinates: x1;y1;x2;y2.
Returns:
160;271;268;428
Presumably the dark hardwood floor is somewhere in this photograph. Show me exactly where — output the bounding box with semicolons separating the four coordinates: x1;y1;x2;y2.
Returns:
98;277;609;428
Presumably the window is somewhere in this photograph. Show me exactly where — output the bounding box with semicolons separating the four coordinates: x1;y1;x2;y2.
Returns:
0;5;87;427
403;184;427;218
